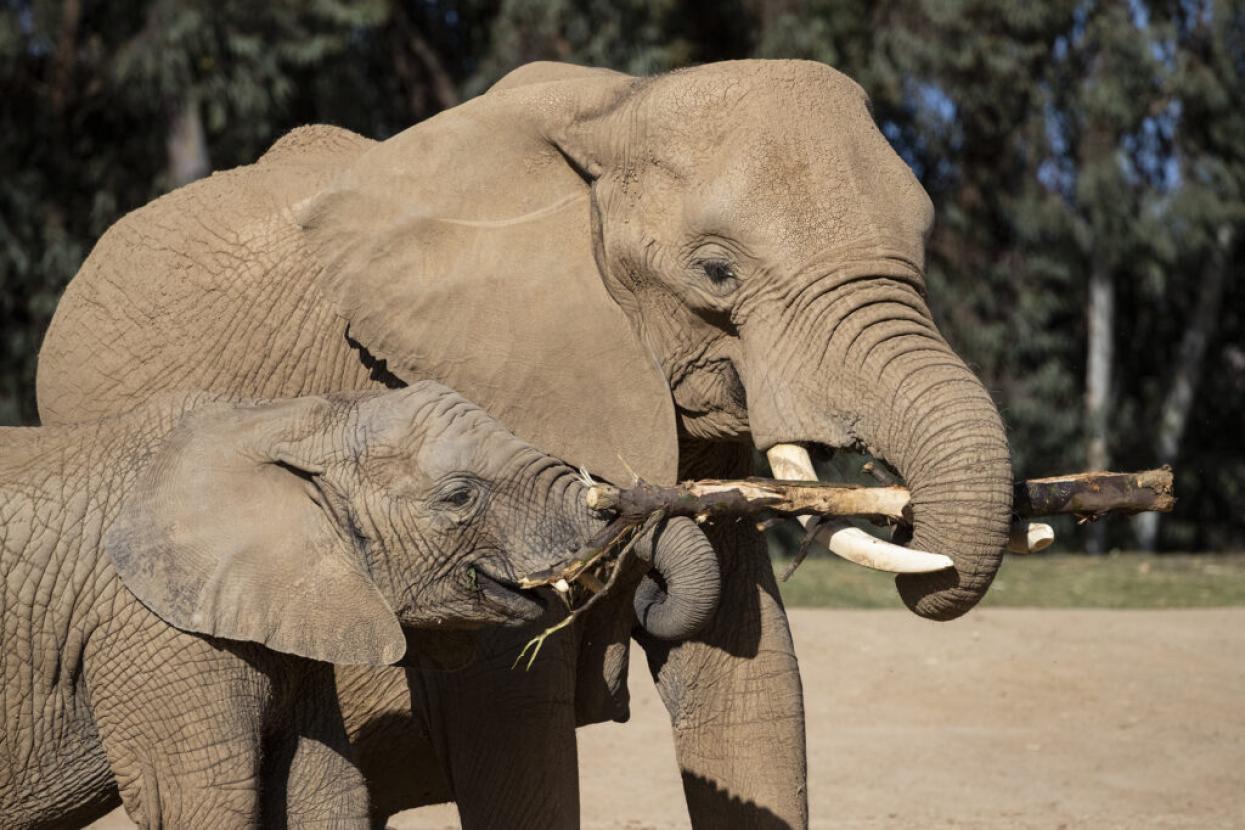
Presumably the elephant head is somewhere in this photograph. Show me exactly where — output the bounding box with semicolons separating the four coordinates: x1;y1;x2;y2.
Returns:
105;382;720;664
300;59;1012;621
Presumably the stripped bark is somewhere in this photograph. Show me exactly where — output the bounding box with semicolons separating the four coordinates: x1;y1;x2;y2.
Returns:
586;478;910;523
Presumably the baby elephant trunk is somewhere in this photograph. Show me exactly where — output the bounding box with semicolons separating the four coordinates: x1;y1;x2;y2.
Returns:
633;517;721;641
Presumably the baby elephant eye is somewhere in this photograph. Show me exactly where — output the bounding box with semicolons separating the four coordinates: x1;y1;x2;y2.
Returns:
434;477;484;515
441;487;474;508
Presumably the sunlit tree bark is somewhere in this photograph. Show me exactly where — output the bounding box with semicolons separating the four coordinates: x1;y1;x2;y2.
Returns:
1085;261;1114;553
166;94;209;188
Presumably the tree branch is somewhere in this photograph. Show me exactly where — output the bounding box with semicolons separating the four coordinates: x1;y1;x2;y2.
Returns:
1013;467;1175;519
586;467;1175;525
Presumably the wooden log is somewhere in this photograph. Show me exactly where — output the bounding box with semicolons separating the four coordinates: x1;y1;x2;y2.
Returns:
585;467;1174;524
1012;467;1176;519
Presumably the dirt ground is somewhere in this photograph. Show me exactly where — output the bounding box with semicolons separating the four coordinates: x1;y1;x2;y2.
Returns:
90;608;1244;829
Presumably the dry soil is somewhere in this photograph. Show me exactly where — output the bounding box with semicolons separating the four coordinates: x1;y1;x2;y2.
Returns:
89;608;1245;829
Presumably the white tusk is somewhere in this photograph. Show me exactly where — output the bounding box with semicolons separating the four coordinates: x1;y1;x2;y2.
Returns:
766;444;954;574
813;520;954;573
765;443;822;483
1007;521;1054;555
553;579;570;594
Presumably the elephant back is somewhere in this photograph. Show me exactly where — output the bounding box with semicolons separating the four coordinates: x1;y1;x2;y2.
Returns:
36;126;377;425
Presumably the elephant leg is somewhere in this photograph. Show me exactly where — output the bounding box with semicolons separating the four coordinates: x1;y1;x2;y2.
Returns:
337;663;450;825
265;664;370;829
108;753;261;829
86;629;273;828
419;614;580;830
637;442;808;829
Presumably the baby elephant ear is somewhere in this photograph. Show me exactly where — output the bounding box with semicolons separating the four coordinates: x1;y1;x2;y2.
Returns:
105;397;406;666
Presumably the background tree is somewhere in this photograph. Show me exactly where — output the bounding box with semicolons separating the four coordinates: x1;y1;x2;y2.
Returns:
1;0;1240;551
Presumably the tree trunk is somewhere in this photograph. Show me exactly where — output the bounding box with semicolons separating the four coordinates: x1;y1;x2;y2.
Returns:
1085;260;1114;553
1133;225;1233;550
166;94;210;188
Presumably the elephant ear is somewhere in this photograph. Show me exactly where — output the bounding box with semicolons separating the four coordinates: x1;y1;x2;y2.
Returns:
105;397;406;666
299;64;677;486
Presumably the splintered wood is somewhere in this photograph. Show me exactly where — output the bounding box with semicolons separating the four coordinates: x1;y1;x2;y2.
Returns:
585;467;1175;526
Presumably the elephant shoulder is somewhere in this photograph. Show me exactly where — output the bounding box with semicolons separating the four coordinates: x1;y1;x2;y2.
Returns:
36;136;368;424
487;61;631;94
84;125;371;275
258;124;376;169
53;127;366;305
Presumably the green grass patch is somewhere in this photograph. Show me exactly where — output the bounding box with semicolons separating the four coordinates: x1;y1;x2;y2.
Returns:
774;553;1245;609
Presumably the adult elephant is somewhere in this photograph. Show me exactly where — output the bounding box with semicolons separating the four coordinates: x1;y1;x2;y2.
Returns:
37;60;1012;827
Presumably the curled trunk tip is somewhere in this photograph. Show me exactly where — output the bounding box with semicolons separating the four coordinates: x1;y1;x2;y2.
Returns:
633;517;721;640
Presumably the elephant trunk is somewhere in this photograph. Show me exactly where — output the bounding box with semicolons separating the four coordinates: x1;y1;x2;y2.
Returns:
879;358;1013;619
849;335;1012;620
560;475;719;639
750;282;1013;621
632;517;721;640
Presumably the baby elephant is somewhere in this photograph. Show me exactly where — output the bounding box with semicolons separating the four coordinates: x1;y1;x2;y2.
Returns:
0;382;606;828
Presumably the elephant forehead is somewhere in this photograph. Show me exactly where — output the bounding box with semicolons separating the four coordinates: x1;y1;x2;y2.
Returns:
413;410;531;480
700;116;932;262
649;61;934;260
345;389;519;482
644;60;868;123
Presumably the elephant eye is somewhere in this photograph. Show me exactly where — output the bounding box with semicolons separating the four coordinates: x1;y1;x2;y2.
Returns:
434;478;483;513
697;258;738;293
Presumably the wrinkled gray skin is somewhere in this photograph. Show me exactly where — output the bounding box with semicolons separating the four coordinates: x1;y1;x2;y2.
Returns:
0;383;688;829
37;60;1013;827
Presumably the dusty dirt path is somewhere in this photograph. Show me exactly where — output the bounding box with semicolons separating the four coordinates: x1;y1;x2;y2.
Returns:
90;608;1244;828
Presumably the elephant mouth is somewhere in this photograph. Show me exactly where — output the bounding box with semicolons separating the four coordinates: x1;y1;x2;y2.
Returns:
766;442;958;573
471;562;550;624
670;356;751;440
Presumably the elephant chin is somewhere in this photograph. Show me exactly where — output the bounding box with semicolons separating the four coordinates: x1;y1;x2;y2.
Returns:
632;516;721;640
398;627;477;671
